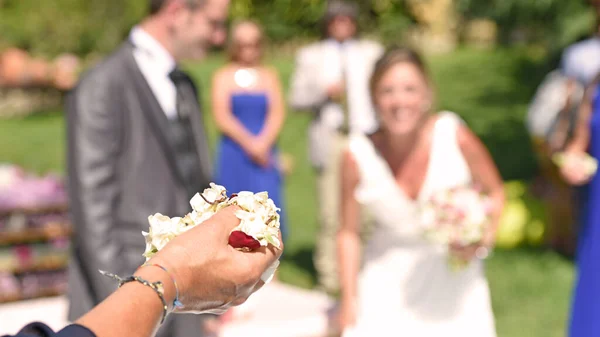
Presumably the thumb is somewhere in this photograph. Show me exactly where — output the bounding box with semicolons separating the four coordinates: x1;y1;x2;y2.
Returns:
201;205;242;240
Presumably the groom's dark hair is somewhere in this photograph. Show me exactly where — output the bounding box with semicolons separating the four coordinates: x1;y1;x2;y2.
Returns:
149;0;206;15
321;0;360;38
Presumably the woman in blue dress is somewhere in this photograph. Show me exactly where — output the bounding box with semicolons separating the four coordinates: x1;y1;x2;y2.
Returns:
211;21;287;240
562;75;600;336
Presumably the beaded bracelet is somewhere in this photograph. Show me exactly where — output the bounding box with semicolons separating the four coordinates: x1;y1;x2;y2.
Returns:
141;263;184;310
99;270;169;324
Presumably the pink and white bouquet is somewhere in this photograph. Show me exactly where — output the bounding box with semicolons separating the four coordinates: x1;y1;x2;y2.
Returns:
420;185;492;270
142;183;282;283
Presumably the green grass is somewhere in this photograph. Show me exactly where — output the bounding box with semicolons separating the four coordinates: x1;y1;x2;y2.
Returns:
487;248;574;337
0;110;65;174
0;47;575;337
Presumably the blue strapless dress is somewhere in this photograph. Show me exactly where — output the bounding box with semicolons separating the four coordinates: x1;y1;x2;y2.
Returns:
569;85;600;337
215;93;287;240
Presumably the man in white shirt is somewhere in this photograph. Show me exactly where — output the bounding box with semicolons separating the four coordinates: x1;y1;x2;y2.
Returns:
65;1;229;336
289;0;383;294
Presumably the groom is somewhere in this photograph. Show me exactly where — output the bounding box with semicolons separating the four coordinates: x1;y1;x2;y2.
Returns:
65;0;229;336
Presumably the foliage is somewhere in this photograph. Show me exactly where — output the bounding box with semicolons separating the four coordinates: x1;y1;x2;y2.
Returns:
1;0;596;59
230;0;413;43
456;0;596;51
0;0;413;57
1;0;598;60
0;0;146;57
230;0;325;42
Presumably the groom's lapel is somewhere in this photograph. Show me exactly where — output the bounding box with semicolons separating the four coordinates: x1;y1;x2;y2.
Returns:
122;42;186;184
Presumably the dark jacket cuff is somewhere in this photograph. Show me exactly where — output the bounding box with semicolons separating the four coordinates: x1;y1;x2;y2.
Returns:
5;323;96;337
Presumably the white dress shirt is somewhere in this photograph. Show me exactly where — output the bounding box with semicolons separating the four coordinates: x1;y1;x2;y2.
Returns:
321;38;379;134
130;26;178;120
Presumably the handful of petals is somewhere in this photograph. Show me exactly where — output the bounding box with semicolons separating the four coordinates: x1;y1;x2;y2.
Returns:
142;183;282;281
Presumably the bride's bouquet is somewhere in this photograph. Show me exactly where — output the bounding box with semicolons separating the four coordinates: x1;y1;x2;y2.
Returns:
142;183;282;282
419;185;492;271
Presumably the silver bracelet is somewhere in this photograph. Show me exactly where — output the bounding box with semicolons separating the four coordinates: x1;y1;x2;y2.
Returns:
99;270;169;324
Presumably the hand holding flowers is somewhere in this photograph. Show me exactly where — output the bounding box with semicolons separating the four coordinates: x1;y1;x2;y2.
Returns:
554;151;598;186
142;183;282;289
420;186;493;270
143;183;282;258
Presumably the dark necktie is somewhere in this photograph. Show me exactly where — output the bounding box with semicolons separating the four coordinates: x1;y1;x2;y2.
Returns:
167;67;204;198
168;68;196;119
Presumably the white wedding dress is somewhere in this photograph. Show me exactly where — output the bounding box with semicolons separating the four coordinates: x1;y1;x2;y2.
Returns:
346;112;496;336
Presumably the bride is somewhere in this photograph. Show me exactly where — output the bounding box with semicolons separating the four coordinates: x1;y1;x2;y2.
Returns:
337;47;505;336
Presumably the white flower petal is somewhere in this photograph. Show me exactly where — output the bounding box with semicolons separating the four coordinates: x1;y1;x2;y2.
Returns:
190;193;208;212
142;231;153;251
234;209;256;222
265;232;281;249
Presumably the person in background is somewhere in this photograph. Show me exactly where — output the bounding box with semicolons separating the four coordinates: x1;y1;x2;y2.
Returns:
557;0;600;254
528;2;600;256
4;206;283;337
288;0;383;294
212;20;288;241
65;1;228;336
560;73;600;337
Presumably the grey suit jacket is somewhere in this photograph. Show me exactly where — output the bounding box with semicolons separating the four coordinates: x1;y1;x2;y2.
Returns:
65;41;211;336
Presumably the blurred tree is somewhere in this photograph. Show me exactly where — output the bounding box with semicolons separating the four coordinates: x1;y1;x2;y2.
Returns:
2;0;593;59
0;0;414;58
368;0;414;44
230;0;325;41
0;0;145;57
456;0;595;51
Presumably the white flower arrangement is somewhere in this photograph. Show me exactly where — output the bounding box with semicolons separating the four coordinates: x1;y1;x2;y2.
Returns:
142;183;282;281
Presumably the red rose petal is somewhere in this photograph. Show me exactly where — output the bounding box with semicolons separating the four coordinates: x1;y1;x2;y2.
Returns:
229;230;261;250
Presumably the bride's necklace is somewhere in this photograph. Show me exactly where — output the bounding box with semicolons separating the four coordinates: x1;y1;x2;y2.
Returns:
234;67;258;88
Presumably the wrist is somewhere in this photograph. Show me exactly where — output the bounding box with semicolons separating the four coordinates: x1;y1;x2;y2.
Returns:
149;250;198;305
255;135;269;146
244;137;260;150
133;266;177;312
139;262;186;310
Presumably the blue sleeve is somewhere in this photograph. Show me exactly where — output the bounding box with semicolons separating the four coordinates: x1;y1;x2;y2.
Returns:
4;323;96;337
